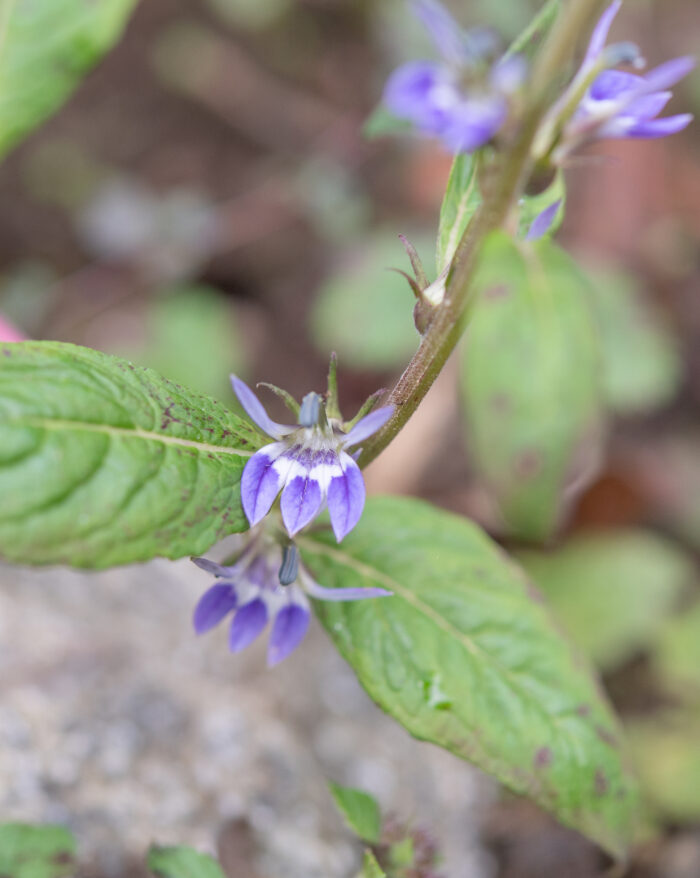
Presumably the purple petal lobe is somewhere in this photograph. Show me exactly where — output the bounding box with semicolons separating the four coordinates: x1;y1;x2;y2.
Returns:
590;69;641;101
267;603;310;666
584;1;621;69
193;584;238;634
240;443;286;526
280;475;323;536
303;578;393;602
626;114;693;138
327;452;366;542
384;62;459;134
343;406;394;447
229;599;268;653
440;97;507;152
642;56;695;92
526;200;562;242
412;0;465;65
230;374;292;439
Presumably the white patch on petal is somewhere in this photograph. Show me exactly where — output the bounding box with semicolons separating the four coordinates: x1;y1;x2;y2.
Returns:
309;459;343;493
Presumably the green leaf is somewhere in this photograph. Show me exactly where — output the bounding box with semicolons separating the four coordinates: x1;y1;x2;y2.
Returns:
147;845;226;878
517;170;566;240
329;782;382;843
302;496;640;859
436;154;481;272
503;0;561;60
0;341;263;568
652;600;700;699
0;823;76;878
582;270;681;416
0;0;138;161
627;711;700;823
310;232;428;371
357;850;386;878
516;531;693;672
460;234;604;540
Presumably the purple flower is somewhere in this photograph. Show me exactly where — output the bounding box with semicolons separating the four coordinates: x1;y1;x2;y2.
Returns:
192;536;391;666
232;375;392;542
539;1;694;161
383;0;525;153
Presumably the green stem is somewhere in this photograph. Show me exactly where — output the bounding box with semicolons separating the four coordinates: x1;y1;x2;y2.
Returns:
357;0;606;469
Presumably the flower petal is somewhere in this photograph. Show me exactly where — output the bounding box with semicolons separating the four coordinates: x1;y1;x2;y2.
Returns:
626;114;693;138
583;1;621;70
230;374;293;439
642;56;695;93
303;576;392;602
193;584;238;634
440;97;507;152
327;451;366;542
193;556;241;578
526;200;562;242
412;0;465;65
240;442;288;526
590;69;642;101
267;603;310;666
229;599;268;653
280;470;324;536
384;62;460;133
342;406;394;448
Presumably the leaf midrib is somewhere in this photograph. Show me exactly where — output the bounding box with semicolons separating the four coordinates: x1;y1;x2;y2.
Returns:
5;416;254;457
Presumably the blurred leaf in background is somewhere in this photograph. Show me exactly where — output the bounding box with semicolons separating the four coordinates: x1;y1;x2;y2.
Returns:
311;232;430;371
329;782;382;844
651;599;700;700
112;285;245;403
583;270;681;416
460;234;604;541
517;530;695;672
147;845;226;878
0;0;138;161
204;0;291;32
0;823;76;878
0;262;55;338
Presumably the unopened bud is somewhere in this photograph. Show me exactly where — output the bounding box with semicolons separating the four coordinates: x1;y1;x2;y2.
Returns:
279;544;299;586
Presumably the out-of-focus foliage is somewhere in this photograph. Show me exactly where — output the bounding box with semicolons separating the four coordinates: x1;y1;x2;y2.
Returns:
460;234;603;541
582;270;681;416
204;0;291;32
652;599;700;700
311;232;429;370
147;845;226;878
0;0;138;161
0;823;76;878
517;530;694;672
329;782;382;844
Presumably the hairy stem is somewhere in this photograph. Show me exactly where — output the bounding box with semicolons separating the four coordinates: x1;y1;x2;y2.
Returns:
358;0;606;468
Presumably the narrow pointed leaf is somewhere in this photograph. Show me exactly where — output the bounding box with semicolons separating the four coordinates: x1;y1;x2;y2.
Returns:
329;782;382;843
0;0;138;161
436;154;481;272
302;497;639;858
0;342;263;568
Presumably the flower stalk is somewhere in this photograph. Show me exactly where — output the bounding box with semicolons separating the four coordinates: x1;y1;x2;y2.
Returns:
357;0;608;469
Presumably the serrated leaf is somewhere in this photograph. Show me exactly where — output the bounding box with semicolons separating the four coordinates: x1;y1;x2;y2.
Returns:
516;531;693;672
0;0;138;161
652;600;700;699
357;850;386;878
436;154;481;273
460;234;604;540
310;232;428;370
147;845;225;878
582;270;681;416
302;496;640;859
0;341;263;568
329;782;382;843
0;823;76;878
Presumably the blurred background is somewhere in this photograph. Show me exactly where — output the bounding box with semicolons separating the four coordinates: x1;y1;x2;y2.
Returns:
0;0;699;875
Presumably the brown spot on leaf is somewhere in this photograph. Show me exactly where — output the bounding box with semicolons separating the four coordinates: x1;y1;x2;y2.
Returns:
514;449;542;480
534;747;553;769
526;581;545;603
595;726;619;748
576;704;591;717
594;769;609;796
489;393;511;414
484;283;511;300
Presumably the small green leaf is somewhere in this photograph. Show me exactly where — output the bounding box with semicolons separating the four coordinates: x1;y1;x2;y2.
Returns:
357;850;386;878
460;234;604;540
436;154;481;272
303;496;640;859
517;531;694;672
652;600;700;699
582;270;681;416
0;0;138;161
517;170;566;240
310;232;429;370
329;782;382;843
0;823;76;878
0;341;263;568
147;845;226;878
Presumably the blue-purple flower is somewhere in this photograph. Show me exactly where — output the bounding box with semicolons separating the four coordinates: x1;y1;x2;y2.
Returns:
537;1;694;162
383;0;525;153
233;375;392;542
192;533;391;666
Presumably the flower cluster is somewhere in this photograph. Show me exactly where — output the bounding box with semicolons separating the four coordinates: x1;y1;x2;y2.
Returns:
539;0;694;162
193;528;391;666
383;0;525;153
